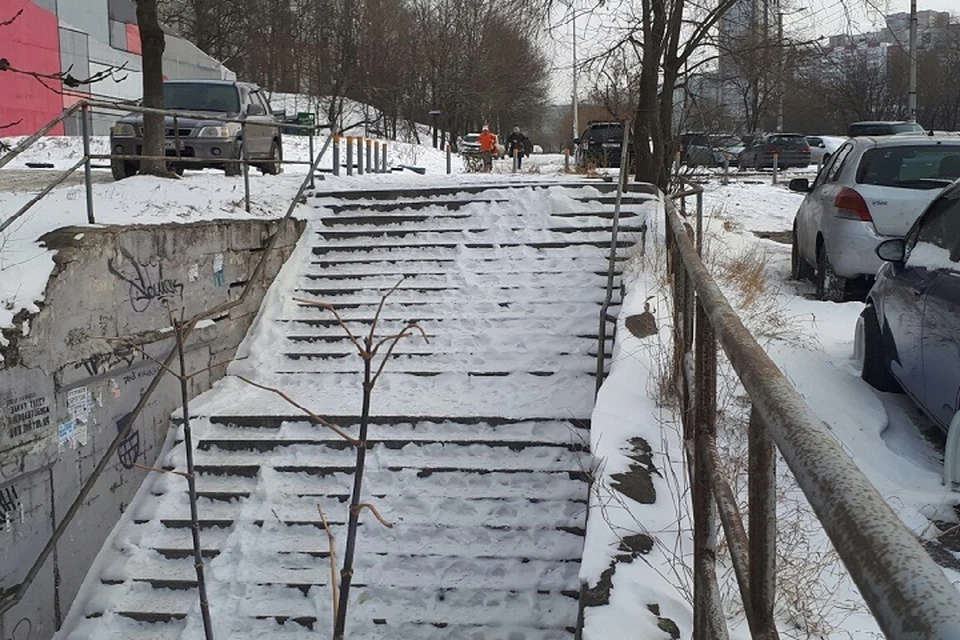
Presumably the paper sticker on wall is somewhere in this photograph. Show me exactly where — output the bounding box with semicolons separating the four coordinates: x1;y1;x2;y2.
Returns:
188;263;200;283
213;253;225;287
109;378;120;400
58;419;76;448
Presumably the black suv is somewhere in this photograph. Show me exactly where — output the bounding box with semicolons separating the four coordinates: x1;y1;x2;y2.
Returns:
575;122;632;168
110;79;282;179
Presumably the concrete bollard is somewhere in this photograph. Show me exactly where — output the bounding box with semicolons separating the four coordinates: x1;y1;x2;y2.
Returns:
357;137;365;175
346;136;353;176
333;135;341;177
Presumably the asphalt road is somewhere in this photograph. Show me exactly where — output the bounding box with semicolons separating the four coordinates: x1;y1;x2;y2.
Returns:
0;168;113;193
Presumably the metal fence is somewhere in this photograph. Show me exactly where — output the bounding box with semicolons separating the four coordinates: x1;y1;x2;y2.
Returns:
0;98;391;234
666;185;960;638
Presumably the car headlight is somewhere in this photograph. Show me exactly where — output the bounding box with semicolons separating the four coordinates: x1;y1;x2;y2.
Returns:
198;125;231;138
112;123;136;137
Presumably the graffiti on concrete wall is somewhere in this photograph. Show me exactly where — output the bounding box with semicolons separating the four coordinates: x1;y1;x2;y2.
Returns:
0;482;21;532
74;346;145;378
5;617;32;640
3;394;52;441
115;412;140;470
107;248;184;313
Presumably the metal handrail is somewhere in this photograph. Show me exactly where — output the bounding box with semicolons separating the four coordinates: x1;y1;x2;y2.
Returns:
595;121;632;395
0;103;84;170
665;186;960;637
0;132;334;616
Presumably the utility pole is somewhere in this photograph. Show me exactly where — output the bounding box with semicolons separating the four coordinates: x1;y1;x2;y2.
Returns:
907;0;918;122
571;3;579;142
776;4;784;132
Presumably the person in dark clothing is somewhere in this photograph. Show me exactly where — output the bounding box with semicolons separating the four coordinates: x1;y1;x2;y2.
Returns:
505;126;531;169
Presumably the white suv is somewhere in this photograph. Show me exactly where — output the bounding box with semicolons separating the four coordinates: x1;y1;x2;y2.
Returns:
790;135;960;301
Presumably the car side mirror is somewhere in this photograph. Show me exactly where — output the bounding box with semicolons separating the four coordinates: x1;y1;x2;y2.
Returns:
877;238;907;263
247;103;266;116
788;178;810;193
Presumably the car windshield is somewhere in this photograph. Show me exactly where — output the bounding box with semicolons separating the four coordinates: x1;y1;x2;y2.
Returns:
856;145;960;188
464;134;480;143
162;83;240;113
768;135;806;147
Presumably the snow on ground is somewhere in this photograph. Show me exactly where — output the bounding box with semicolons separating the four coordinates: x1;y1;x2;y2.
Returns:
583;175;959;638
0;131;563;336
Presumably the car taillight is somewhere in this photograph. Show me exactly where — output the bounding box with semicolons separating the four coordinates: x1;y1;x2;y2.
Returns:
800;146;810;153
765;146;779;153
834;187;872;222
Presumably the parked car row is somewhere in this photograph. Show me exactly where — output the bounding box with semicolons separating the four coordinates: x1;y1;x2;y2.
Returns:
778;130;960;445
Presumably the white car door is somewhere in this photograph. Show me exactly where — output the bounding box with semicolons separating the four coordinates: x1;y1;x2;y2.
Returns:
797;142;855;264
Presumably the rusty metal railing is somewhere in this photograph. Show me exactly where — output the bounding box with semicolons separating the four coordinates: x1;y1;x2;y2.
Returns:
666;185;960;638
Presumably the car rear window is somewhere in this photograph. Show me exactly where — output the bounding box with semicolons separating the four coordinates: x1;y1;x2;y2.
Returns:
163;83;241;113
586;125;623;142
856;145;960;189
768;135;806;147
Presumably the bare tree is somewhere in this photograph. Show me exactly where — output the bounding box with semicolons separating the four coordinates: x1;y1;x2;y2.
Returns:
136;0;168;177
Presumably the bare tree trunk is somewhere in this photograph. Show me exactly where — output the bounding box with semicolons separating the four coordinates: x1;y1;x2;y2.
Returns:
137;0;168;176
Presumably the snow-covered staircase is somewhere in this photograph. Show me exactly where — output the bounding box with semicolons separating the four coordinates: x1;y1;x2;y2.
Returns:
65;180;656;639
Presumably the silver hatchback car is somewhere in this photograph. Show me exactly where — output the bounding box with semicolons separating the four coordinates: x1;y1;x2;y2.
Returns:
789;135;960;300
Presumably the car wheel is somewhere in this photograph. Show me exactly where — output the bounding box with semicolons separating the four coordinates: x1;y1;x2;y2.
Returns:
261;140;282;175
111;159;137;181
816;243;847;302
790;224;814;281
858;305;900;392
225;143;243;177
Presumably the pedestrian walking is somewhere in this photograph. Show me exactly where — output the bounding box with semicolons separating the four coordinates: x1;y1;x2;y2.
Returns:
505;126;531;170
478;125;497;172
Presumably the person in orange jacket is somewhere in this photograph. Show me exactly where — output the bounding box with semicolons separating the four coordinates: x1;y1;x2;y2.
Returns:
478;124;497;171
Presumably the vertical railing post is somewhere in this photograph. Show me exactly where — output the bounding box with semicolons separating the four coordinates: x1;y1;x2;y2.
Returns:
241;122;251;213
366;138;372;173
772;152;779;185
446;143;452;174
346;136;353;176
749;405;778;636
696;189;704;255
564;148;570;172
333;135;341;176
693;291;724;640
309;128;316;188
373;140;381;173
382;142;387;173
357;136;365;175
80;102;95;224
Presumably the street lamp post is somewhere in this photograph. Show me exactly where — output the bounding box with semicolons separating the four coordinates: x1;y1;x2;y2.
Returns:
908;0;918;122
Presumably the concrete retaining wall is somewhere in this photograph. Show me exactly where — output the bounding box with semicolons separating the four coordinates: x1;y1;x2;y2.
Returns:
0;217;304;639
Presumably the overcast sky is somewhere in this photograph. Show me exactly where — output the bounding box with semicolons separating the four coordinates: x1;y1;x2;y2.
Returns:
546;0;959;104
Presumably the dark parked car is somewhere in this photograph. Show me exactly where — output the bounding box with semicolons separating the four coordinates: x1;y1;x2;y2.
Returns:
109;79;282;179
848;121;926;137
738;133;811;169
575;122;632;168
858;179;960;433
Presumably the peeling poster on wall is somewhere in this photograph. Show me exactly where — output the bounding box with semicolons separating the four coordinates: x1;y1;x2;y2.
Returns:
58;419;76;449
188;263;200;283
213;253;225;287
67;386;92;423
